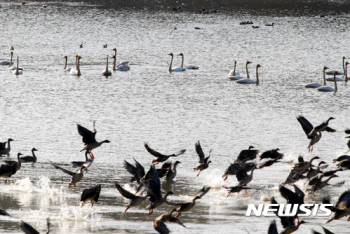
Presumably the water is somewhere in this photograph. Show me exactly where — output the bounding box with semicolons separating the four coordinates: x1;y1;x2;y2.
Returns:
1;1;350;233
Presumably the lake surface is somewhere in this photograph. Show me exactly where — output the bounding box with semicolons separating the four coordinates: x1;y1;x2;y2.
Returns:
1;1;350;233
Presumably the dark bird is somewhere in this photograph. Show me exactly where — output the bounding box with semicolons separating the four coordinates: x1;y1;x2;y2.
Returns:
236;166;257;193
322;168;342;177
103;44;107;48
153;208;186;234
308;117;336;136
20;148;38;163
297;115;322;152
234;146;259;163
143;165;174;216
222;161;255;181
222;185;251;197
325;190;350;223
71;151;94;169
193;141;212;177
0;153;22;183
258;159;281;169
144;143;186;164
306;161;326;180
77;121;110;158
81;184;101;207
282;169;307;185
308;175;338;193
345;128;350;150
19;218;50;234
336;159;350;169
312;226;335;234
259;148;283;160
161;161;181;181
115;182;148;212
0;138;14;155
268;220;278;234
166;186;210;217
265;23;274;26
80;43;83;48
333;154;350;163
292;156;320;171
49;161;85;188
0;209;11;217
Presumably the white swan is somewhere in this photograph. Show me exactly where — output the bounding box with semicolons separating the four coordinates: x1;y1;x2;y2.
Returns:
12;56;23;75
317;72;339;92
178;53;199;69
227;60;240;77
304;66;329;88
63;56;72;72
229;61;251;80
168;53;185;72
112;48;129;67
102;55;112;76
237;64;260;84
112;55;130;71
326;56;346;75
70;55;81;76
0;52;12;66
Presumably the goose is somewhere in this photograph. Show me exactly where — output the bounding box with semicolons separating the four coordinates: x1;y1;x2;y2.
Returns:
20;218;50;234
49;161;85;188
223;185;251;197
168;53;185;72
236;166;256;189
317;71;339;92
237;64;261;84
178;53;199;69
115;182;148;212
166;186;210;217
112;48;129;66
63;56;72;72
229;61;251;80
143;165;174;216
292;156;320;171
102;55;112;76
144;142;186;164
81;184;101;207
0;138;14;155
227;60;240;78
70;55;82;76
0;153;22;183
234;146;259;163
153;208;186;234
71;151;94;168
0;52;12;65
193;141;212;177
326;56;346;75
304;66;329;88
222;162;255;181
259;148;283;160
20;148;38;163
297;115;322;152
265;23;274;26
308;117;336;136
77;121;110;158
325;190;350;223
80;43;83;48
12;56;23;75
162;161;181;181
103;44;107;48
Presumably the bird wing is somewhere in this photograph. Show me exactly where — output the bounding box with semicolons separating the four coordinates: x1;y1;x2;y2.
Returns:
236;169;248;182
154;220;170;234
268;220;278;234
115;182;137;200
143;165;161;201
81;185;101;202
297;115;314;139
144;143;166;158
49;161;75;176
335;190;350;209
0;142;6;151
322;226;335;234
20;221;40;234
161;162;172;170
169;217;186;228
77;124;96;145
293;184;305;201
195;141;205;163
345;128;350;134
325;127;336;132
194;186;211;199
133;158;145;178
166;200;186;206
124;160;141;183
279;185;299;204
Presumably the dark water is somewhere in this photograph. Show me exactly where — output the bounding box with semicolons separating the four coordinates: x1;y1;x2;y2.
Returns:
0;1;350;233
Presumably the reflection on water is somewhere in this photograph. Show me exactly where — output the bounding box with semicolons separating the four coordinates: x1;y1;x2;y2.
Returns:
0;1;350;233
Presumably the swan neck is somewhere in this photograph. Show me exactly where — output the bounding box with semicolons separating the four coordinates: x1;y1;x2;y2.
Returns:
169;55;173;72
181;55;184;68
16;57;19;72
323;69;326;85
256;67;259;85
233;62;236;76
246;63;250;78
64;57;67;69
10;53;13;66
333;73;337;93
106;56;109;71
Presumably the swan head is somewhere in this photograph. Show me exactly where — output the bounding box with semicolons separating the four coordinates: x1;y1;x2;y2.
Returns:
323;66;329;70
64;56;67;59
168;53;174;57
246;61;252;65
178;53;184;56
346;62;350;66
256;64;261;68
112;48;116;51
234;60;236;64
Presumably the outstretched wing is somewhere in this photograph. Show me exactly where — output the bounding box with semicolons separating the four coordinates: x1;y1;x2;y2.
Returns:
77;124;96;145
81;185;101;202
124;160;142;183
195;141;205;163
194;186;211;199
115;182;137;200
144;143;166;158
268;220;278;234
297;115;314;139
154;220;170;234
20;221;40;234
49;161;75;176
169;216;186;228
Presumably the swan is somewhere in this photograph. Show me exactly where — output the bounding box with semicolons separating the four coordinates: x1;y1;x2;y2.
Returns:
70;55;81;76
12;56;23;75
345;62;349;83
178;53;199;69
63;56;72;72
112;48;129;66
0;52;12;66
168;53;185;72
8;52;23;70
112;55;130;71
102;55;112;76
317;71;339;92
229;61;251;80
326;56;346;75
227;60;240;77
304;66;329;88
237;64;261;84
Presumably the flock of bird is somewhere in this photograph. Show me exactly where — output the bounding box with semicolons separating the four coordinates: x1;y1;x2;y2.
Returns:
0;114;350;233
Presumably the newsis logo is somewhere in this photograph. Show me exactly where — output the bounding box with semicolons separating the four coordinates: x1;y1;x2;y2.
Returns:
245;204;333;217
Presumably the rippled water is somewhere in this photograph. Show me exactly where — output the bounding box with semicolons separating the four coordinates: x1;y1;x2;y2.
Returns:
1;1;350;234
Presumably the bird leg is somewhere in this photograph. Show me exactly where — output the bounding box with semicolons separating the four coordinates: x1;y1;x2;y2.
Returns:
68;184;71;188
74;184;76;187
4;179;7;184
81;202;85;207
176;212;182;218
227;193;231;198
125;206;130;212
223;176;228;181
245;190;248;194
197;171;201;177
89;152;95;159
147;209;153;216
91;202;94;208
